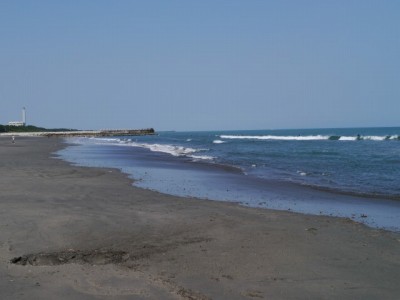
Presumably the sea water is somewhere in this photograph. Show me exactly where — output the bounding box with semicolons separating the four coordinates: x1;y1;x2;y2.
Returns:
58;127;400;231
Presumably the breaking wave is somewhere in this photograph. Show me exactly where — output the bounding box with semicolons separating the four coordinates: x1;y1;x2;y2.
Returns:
219;135;399;141
74;137;213;161
213;140;226;144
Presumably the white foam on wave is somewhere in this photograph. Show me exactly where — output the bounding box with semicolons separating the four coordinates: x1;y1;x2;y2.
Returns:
220;134;398;142
219;135;330;141
90;137;120;143
130;142;197;156
338;136;357;141
213;140;226;144
80;137;213;161
297;170;307;176
363;136;387;141
129;142;214;161
189;155;215;161
339;135;392;141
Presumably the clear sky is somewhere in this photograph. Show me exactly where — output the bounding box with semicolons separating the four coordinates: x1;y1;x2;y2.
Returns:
1;1;399;131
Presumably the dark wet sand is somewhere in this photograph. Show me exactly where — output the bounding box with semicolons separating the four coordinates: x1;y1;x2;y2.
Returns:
1;136;399;299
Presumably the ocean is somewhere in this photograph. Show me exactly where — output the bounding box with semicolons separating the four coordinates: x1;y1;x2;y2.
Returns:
57;127;400;231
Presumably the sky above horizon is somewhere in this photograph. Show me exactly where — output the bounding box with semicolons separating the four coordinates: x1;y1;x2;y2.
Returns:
1;1;399;131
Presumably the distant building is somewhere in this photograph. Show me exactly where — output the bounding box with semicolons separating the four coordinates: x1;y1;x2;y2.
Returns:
8;121;25;127
8;107;26;127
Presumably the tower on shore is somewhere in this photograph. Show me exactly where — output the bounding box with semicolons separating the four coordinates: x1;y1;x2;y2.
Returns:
22;107;26;125
8;107;26;127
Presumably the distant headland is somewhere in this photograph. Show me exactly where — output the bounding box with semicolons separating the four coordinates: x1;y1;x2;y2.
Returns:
0;124;155;137
1;107;155;137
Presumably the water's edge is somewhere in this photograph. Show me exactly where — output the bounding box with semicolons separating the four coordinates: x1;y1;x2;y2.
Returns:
57;138;400;232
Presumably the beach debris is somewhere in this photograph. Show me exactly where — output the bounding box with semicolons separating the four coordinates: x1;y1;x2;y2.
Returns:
245;290;264;298
10;237;212;267
306;227;318;234
10;249;129;266
221;274;234;280
177;287;211;300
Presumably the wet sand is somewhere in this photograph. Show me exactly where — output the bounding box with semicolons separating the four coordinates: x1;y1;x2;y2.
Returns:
1;136;400;299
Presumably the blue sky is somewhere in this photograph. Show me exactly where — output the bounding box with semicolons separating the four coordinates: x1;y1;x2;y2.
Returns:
1;1;399;131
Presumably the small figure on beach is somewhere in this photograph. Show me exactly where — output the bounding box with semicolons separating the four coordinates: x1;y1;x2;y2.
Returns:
12;136;15;144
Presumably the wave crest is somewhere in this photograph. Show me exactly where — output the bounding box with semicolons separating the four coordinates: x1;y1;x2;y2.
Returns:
219;135;399;141
220;135;329;141
77;137;213;161
213;140;226;144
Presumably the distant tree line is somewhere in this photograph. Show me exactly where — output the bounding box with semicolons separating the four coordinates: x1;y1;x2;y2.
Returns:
0;125;77;132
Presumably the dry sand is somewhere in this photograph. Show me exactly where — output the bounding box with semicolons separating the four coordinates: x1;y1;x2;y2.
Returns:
0;136;399;299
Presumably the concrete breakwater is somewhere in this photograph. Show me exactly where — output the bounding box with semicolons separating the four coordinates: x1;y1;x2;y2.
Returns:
0;128;155;137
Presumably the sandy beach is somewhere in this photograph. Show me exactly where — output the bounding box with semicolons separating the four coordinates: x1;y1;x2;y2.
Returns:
1;136;399;300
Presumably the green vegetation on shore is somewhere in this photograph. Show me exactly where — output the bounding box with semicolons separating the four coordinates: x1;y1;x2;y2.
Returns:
0;124;76;133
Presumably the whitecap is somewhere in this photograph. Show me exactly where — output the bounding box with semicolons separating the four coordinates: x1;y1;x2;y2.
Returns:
363;136;388;141
297;170;307;176
219;135;329;141
213;140;226;144
189;155;214;161
85;137;213;159
138;143;197;156
338;136;358;141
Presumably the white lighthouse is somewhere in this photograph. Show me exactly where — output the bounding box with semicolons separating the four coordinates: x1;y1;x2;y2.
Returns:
22;107;26;125
8;107;26;127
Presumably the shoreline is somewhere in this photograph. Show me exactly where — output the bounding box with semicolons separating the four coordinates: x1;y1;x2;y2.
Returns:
0;128;155;137
59;137;400;232
1;136;400;299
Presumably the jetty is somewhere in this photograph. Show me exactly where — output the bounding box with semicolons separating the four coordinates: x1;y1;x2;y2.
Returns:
0;128;155;137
